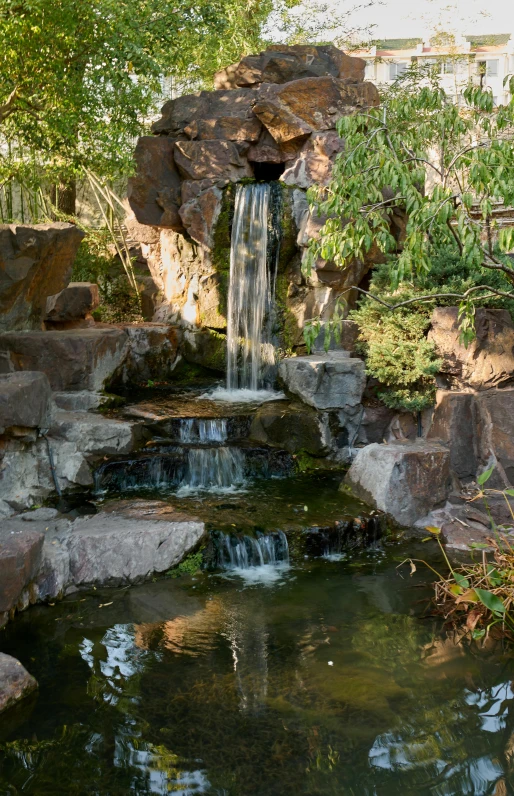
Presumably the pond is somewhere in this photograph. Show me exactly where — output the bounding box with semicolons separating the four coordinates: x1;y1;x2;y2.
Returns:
1;520;514;795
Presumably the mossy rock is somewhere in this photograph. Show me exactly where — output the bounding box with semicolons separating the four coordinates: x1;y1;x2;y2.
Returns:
183;328;227;374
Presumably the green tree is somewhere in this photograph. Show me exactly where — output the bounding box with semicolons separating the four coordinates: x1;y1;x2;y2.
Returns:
306;66;514;343
0;0;298;204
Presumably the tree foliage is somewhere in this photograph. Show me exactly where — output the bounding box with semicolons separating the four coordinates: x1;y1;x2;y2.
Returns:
0;0;295;183
306;67;514;332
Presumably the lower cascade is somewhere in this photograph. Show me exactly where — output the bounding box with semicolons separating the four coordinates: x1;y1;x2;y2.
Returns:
179;417;245;492
212;530;290;570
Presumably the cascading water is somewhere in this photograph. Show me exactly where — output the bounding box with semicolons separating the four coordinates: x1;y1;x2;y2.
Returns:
210;183;282;403
213;530;290;570
178;418;245;493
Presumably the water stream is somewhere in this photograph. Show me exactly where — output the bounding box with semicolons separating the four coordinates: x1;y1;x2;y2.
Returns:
177;418;245;493
210;183;282;403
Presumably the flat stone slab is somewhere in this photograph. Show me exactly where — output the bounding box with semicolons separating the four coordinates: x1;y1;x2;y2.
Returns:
0;504;205;608
0;653;37;714
0;328;128;391
344;440;451;527
278;352;365;410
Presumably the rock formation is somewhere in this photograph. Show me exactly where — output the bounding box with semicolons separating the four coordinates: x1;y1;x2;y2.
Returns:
126;44;380;356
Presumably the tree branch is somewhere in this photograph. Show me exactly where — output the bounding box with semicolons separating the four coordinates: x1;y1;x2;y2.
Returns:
343;283;514;310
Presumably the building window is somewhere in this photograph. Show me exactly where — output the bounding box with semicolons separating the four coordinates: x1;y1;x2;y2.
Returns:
389;62;408;80
479;59;499;77
441;60;455;75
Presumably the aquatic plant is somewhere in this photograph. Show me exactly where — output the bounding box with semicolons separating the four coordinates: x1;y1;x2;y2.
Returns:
167;550;204;578
401;468;514;642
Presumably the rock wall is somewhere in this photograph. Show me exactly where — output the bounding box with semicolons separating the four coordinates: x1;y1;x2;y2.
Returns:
126;44;380;355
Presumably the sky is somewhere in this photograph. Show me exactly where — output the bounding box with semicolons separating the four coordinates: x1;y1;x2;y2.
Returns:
345;0;514;40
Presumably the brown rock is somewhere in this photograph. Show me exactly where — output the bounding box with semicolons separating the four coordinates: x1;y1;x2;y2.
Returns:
45;282;99;323
0;328;128;391
428;307;514;390
282;131;345;188
427;391;477;481
215;44;365;89
0;526;44;616
0;653;37;713
152;89;255;135
250;400;331;455
127;137;183;229
357;403;396;445
174;140;253;181
0;223;84;332
112;323;181;385
474;388;514;488
247;129;305;163
253;77;379;143
179;183;223;249
184;116;262;142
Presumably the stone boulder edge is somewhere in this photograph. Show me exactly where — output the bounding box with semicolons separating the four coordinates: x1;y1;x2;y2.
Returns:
0;653;37;714
127;136;184;229
429;307;514;390
344;440;451;527
0;525;44;626
278;351;366;411
0;222;84;332
0;371;54;434
45;281;99;326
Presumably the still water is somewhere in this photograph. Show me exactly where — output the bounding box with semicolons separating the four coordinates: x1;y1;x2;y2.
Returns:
1;539;514;795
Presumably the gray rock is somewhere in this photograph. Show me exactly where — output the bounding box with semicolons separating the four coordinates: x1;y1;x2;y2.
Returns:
0;653;37;714
45;282;99;322
183;328;227;373
112;323;182;385
0;223;84;332
279;352;365;410
0;328;129;391
0;371;54;433
53;391;107;411
0;525;44;624
344;440;451;526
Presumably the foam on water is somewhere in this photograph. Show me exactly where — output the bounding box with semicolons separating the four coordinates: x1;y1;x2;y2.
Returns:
204;387;285;404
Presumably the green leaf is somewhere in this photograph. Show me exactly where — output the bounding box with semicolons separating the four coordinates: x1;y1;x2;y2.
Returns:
470;542;490;550
425;526;441;535
504;489;514;497
477;465;495;486
472;628;485;640
453;572;470;589
475;588;506;615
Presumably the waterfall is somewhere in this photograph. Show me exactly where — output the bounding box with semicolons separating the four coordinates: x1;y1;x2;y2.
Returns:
177;418;245;493
213;530;289;570
225;183;277;395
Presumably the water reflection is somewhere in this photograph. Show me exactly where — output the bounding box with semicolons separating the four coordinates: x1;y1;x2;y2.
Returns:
2;550;514;795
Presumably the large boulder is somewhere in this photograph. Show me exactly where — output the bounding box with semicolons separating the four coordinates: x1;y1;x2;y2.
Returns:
474;388;514;488
427;391;477;482
428;307;514;390
184;116;262;142
0;223;84;332
112;323;182;385
0;328;128;391
279;351;366;410
282;131;345;189
0;371;54;433
127;136;183;229
252;77;379;143
0;653;37;714
45;282;99;325
174;140;253;182
344;440;451;526
249;400;331;455
0;525;44;626
179;181;224;249
214;44;365;89
152;89;255;136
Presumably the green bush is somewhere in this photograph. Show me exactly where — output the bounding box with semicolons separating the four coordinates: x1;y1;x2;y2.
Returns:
349;245;514;413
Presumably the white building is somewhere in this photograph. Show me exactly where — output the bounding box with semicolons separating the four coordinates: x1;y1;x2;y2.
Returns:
354;34;514;105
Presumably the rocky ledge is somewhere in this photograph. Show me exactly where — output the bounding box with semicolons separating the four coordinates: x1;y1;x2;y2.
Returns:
0;500;205;628
0;653;37;715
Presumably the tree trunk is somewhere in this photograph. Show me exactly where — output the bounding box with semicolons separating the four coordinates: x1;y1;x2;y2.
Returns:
49;179;76;216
